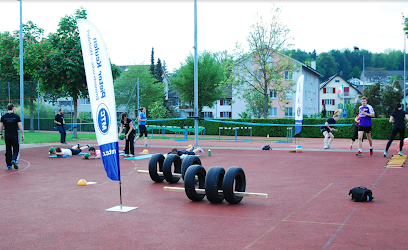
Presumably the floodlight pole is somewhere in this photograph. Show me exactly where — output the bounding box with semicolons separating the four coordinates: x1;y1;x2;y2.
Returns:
193;0;198;147
19;0;24;128
404;30;406;111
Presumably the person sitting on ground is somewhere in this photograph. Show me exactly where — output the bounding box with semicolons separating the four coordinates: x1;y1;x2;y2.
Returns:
49;144;89;157
83;146;101;159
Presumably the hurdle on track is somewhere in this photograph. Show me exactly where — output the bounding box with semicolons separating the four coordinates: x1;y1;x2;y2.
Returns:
145;125;205;141
214;127;252;142
275;127;293;143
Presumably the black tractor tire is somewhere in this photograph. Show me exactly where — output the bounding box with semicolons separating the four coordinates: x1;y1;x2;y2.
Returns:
163;154;182;183
148;154;165;182
205;167;225;203
222;167;246;204
181;155;202;180
184;165;206;201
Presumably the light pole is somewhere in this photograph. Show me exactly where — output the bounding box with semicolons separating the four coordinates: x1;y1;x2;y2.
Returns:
354;46;365;92
19;0;24;128
404;29;406;111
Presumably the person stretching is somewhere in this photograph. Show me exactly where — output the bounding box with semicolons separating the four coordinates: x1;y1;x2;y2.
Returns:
320;114;339;149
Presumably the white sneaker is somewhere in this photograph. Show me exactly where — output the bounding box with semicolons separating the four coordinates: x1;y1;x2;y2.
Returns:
124;154;129;157
323;145;329;149
199;147;204;154
398;151;404;156
128;154;134;157
327;145;333;150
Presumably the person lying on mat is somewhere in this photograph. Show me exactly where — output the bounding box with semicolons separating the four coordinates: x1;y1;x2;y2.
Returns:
49;144;89;157
168;147;204;156
83;146;101;159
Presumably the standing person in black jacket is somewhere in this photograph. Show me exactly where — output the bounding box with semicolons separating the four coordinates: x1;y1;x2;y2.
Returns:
119;112;135;157
0;103;25;170
54;108;67;144
383;103;408;157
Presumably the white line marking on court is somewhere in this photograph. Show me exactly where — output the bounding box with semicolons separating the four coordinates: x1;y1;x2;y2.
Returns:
0;159;31;177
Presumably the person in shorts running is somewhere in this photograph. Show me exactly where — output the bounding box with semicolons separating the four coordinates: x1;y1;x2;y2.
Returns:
356;96;375;156
135;107;148;146
320;114;339;149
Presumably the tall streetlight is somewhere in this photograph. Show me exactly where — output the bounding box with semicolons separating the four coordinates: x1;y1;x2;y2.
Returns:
18;0;24;128
354;46;365;92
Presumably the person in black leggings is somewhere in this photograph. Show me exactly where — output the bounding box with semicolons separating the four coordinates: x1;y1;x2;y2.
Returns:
384;103;408;157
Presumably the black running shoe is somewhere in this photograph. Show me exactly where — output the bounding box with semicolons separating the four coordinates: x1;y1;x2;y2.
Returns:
11;160;18;169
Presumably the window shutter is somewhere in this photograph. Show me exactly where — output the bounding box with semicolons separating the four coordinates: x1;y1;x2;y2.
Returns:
333;99;335;105
220;112;223;117
323;88;326;93
322;99;324;105
220;100;223;105
229;112;232;118
333;88;336;93
229;100;231;105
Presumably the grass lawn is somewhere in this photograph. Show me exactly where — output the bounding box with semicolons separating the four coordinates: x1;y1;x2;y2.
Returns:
0;132;97;145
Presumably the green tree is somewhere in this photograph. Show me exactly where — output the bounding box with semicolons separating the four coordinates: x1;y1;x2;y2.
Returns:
381;80;403;117
154;58;163;83
243;90;266;118
148;101;166;119
150;47;155;76
171;50;223;113
317;52;338;80
114;64;164;112
224;6;297;118
35;8;120;138
330;49;351;79
362;82;381;116
350;66;361;79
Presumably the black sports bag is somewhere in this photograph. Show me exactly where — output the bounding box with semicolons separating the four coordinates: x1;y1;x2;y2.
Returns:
349;186;373;202
262;145;271;150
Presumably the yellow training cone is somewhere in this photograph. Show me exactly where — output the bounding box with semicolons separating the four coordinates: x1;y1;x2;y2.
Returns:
77;179;87;186
143;149;149;154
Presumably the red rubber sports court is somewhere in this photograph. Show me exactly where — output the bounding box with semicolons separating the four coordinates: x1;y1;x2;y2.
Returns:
1;137;407;249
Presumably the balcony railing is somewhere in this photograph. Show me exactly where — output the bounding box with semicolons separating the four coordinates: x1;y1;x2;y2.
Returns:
338;93;356;98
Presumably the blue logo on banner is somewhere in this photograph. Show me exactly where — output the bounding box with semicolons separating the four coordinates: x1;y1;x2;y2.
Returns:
100;142;120;181
297;107;301;116
97;104;110;135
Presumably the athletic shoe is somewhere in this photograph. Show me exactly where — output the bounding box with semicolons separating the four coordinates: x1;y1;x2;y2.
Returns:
349;145;353;150
323;145;329;149
398;151;404;156
370;148;373;155
86;144;90;149
190;147;194;151
7;166;12;170
356;151;363;156
128;154;134;157
144;144;150;147
77;144;81;149
383;151;388;157
124;154;129;157
11;160;18;169
62;142;67;144
327;145;333;150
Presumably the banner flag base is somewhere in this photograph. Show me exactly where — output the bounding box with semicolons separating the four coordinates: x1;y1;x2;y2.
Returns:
105;205;138;213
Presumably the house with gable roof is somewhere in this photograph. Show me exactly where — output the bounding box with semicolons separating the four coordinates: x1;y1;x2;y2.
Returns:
320;73;363;116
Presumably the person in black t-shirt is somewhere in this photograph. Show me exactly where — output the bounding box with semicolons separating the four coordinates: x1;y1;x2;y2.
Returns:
119;112;135;156
54;108;66;144
0;103;25;170
383;103;408;157
320;114;339;149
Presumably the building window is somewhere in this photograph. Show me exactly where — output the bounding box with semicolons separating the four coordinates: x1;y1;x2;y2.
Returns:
80;98;90;105
284;71;292;80
270;90;277;99
188;112;194;117
220;112;231;118
323;87;336;94
220;99;231;105
202;112;213;118
256;71;262;81
59;100;71;106
322;99;335;105
335;79;340;83
284;107;293;117
269;108;277;117
285;89;293;99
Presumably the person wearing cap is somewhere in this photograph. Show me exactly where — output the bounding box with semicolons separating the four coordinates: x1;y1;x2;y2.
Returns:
0;103;25;170
134;107;148;147
49;144;89;157
83;147;101;159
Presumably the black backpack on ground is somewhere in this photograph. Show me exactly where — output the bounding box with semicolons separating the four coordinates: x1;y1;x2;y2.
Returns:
349;186;374;202
262;145;271;150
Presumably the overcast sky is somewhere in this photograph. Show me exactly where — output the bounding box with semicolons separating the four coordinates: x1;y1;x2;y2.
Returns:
1;0;408;72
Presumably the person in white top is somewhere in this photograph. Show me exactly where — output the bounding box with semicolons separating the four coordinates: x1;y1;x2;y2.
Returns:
49;144;90;157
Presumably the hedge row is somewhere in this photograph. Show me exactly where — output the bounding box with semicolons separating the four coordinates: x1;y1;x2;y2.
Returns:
23;118;398;140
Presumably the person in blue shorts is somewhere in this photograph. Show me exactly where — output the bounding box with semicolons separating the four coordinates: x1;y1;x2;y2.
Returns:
356;96;375;156
135;107;148;147
383;103;408;157
320;114;339;149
